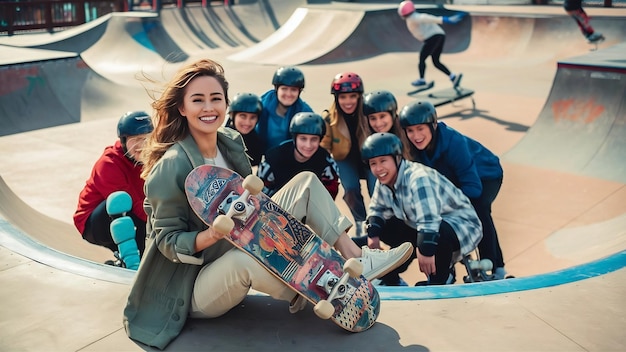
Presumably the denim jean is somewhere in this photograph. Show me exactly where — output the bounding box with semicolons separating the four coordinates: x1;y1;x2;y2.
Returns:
336;157;372;236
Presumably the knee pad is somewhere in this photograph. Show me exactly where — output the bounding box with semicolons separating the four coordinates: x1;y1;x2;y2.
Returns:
106;191;132;217
109;204;140;270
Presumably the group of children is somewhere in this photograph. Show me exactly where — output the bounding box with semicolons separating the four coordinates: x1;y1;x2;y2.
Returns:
223;61;507;286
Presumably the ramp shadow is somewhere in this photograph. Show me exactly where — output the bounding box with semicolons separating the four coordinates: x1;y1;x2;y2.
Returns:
440;108;530;133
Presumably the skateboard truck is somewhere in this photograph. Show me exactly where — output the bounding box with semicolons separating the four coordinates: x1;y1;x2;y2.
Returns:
313;258;362;319
317;270;348;299
218;191;255;223
462;255;494;283
213;175;265;234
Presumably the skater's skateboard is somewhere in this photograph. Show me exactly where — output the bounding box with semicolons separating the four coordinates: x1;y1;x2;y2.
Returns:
461;255;493;283
185;165;380;332
412;85;475;109
461;253;515;283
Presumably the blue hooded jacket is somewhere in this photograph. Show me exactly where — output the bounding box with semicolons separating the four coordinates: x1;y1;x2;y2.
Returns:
412;122;503;199
256;89;313;153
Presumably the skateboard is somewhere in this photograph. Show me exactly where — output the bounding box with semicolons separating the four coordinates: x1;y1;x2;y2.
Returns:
184;165;380;332
461;255;494;283
461;253;515;283
106;191;140;270
408;81;434;95
411;85;475;109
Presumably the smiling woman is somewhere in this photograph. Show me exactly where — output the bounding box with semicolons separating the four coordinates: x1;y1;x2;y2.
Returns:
122;58;413;349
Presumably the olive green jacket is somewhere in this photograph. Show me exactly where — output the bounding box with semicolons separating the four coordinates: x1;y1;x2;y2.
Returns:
123;129;252;350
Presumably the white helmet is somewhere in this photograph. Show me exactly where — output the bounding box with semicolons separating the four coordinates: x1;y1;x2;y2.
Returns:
398;1;415;17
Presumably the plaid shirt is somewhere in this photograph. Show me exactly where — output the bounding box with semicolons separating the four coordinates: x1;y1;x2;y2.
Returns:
368;160;482;260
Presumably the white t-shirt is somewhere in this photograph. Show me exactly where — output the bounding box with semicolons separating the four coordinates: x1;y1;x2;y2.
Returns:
203;148;231;169
405;12;445;42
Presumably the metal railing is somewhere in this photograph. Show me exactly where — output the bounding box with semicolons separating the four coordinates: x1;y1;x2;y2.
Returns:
0;0;126;35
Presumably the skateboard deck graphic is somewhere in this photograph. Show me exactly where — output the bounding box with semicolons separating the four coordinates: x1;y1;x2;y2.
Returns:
185;165;380;332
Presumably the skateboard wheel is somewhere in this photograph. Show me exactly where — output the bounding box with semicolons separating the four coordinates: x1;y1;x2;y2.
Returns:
314;300;335;320
343;258;363;278
479;259;493;271
242;175;264;195
213;215;234;234
467;260;480;271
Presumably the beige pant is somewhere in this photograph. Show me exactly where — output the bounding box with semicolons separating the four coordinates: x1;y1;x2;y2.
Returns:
190;171;353;318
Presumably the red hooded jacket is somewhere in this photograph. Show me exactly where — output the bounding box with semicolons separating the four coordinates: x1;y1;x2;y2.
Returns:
73;140;146;235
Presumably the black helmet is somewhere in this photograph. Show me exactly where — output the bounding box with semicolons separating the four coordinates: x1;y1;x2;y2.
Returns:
272;66;305;89
399;101;437;128
117;111;152;161
361;133;403;161
229;93;262;116
117;111;153;139
363;90;397;118
289;112;326;137
331;72;364;95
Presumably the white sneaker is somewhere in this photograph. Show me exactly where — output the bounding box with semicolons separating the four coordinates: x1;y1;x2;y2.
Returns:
358;242;413;281
288;294;307;314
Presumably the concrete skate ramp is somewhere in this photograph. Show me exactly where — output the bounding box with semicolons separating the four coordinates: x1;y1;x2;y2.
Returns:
458;14;626;64
228;7;364;65
158;0;305;54
81;12;188;85
228;5;470;66
0;45;152;135
0;14;110;53
503;43;626;183
0;175;112;263
0;52;88;136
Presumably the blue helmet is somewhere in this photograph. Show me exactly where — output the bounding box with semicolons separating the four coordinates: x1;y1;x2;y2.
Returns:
229;93;262;116
272;66;305;89
363;90;398;118
361;133;403;161
117;111;153;139
399;101;437;128
289;112;326;137
117;111;152;161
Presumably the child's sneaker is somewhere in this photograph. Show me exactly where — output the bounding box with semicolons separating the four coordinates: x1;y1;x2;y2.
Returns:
586;32;605;43
493;267;507;280
359;242;413;280
450;73;463;87
411;78;427;87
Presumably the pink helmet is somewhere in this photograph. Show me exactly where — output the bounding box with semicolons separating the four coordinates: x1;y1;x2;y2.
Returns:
397;1;415;17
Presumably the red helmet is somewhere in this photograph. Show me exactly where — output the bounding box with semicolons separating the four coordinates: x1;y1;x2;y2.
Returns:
330;72;363;95
398;1;415;17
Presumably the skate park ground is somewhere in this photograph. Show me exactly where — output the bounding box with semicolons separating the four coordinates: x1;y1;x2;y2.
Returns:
1;1;626;351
